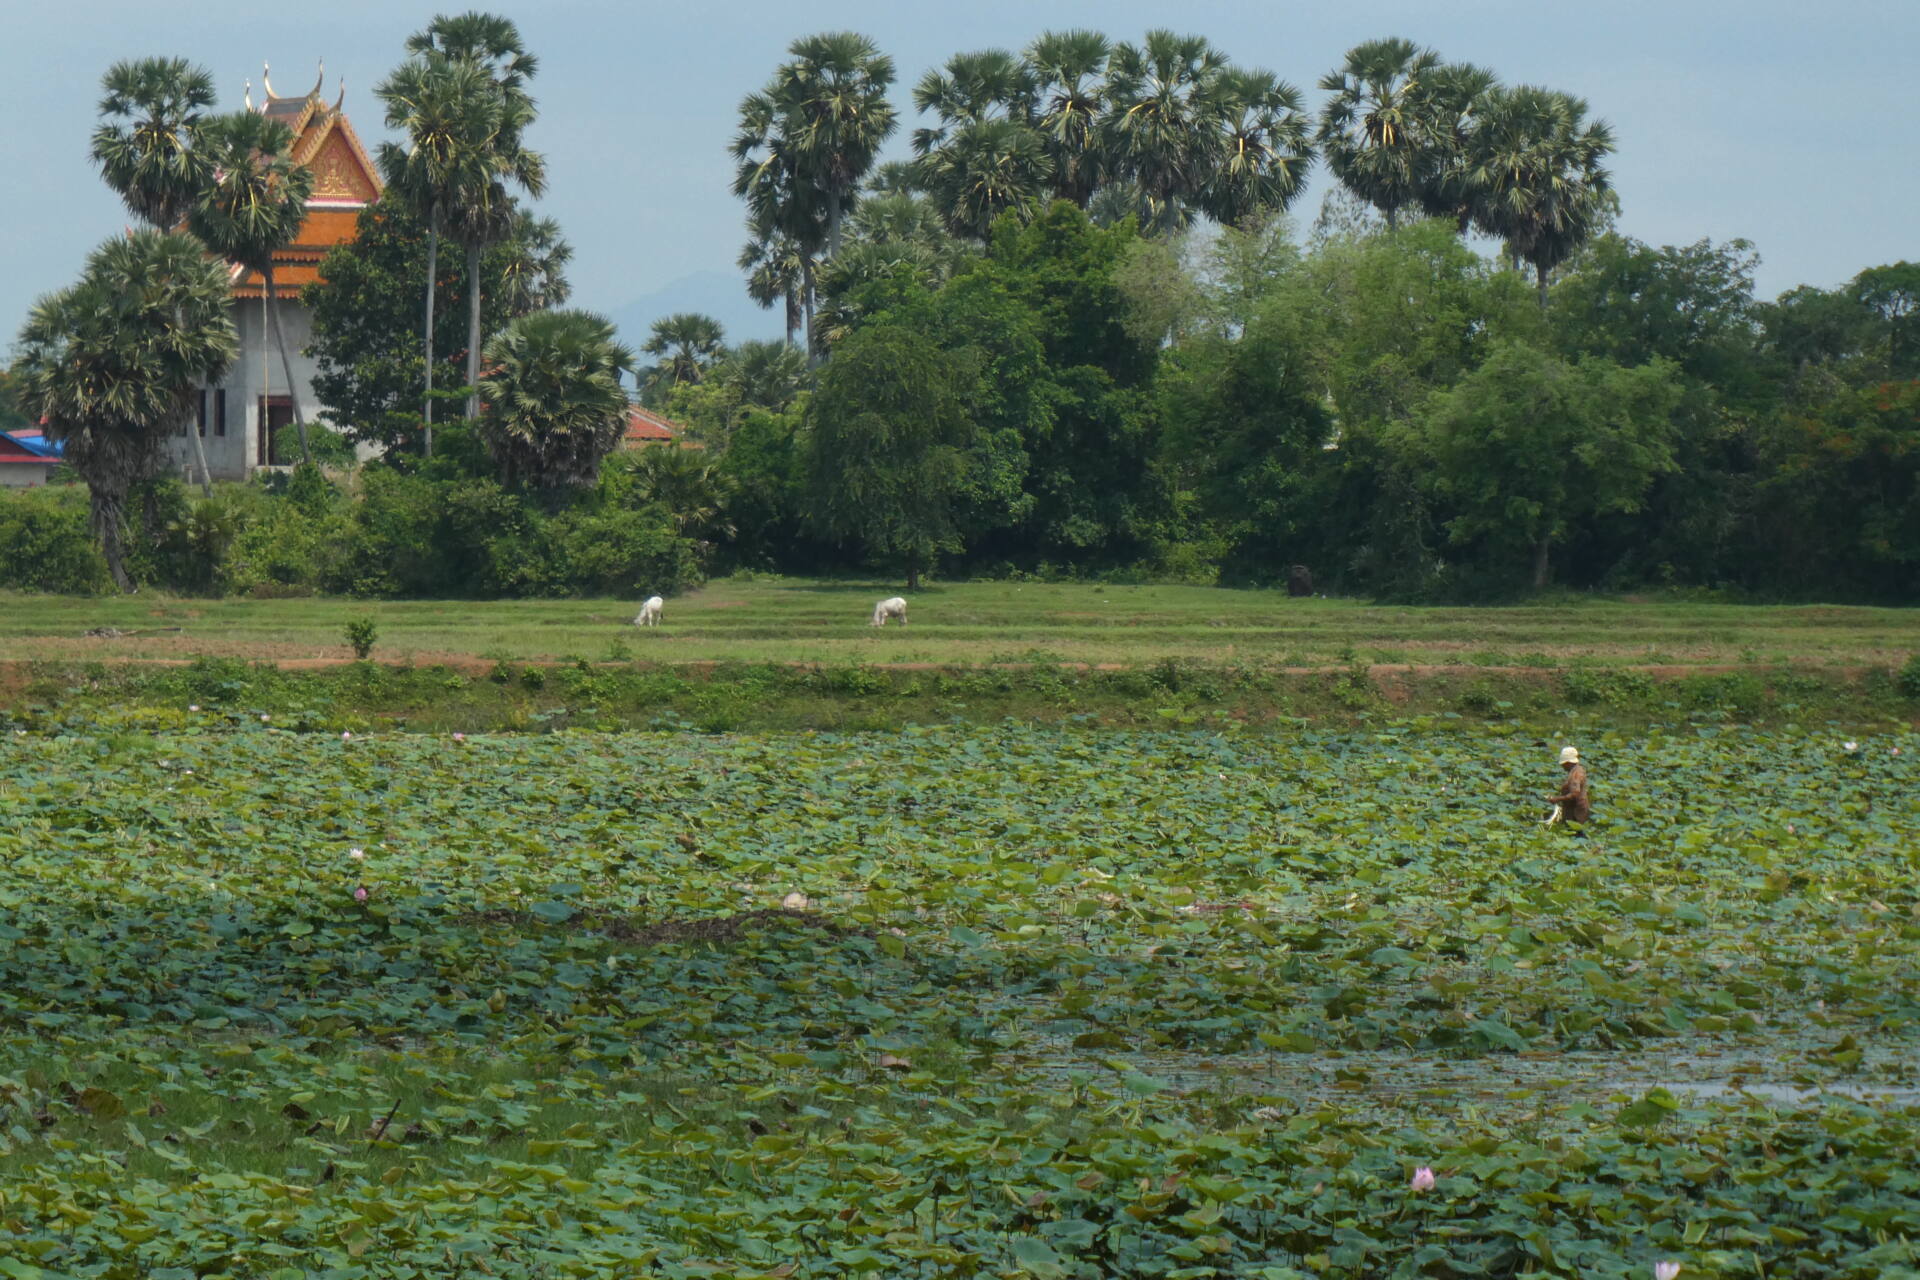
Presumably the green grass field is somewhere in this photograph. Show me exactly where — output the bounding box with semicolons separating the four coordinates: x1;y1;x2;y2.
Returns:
3;578;1918;669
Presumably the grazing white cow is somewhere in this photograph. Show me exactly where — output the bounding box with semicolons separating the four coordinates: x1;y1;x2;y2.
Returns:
633;595;664;627
871;596;908;628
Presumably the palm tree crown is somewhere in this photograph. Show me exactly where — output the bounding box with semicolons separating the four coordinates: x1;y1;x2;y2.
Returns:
11;231;237;590
90;57;218;231
478;309;633;489
1316;37;1441;229
1466;85;1616;306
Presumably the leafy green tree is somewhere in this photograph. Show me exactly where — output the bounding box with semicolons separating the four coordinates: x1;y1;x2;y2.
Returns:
190;110;318;465
1410;341;1681;588
1850;261;1920;378
1316;38;1440;230
476;310;633;489
1466;85;1615;308
1754;379;1920;597
376;54;502;454
10;232;238;591
306;200;572;451
804;325;974;587
89;57;216;232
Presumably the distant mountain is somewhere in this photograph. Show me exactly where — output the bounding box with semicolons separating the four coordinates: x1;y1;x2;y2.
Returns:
608;269;785;355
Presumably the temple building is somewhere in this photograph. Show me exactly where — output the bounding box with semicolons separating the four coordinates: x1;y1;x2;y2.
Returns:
165;65;381;480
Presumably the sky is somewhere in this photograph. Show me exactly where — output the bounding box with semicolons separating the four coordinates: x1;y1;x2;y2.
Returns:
3;0;1915;351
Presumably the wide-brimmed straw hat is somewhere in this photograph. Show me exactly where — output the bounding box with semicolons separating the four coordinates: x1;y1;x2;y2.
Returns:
1559;746;1580;765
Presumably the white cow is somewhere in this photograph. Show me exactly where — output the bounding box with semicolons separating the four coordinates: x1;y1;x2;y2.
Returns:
633;595;664;627
871;596;908;628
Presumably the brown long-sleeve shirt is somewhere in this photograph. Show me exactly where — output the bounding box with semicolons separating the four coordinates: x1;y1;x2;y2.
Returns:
1550;764;1591;823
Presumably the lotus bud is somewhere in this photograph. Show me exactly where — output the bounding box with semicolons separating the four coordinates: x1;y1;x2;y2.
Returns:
1843;740;1857;752
342;731;353;741
1409;1166;1436;1193
349;848;365;861
188;704;199;712
1654;1263;1681;1280
353;885;369;902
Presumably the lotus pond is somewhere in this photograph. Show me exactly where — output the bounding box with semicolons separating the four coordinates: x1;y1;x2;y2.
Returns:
0;720;1917;1278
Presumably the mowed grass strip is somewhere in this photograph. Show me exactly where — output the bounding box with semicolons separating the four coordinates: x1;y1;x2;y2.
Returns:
2;578;1917;668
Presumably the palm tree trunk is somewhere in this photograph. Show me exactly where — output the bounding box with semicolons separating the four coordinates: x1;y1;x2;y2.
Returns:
262;266;312;465
802;258;819;365
187;403;213;497
784;284;800;348
92;487;134;594
827;193;844;260
1535;261;1550;311
466;242;484;421
1384;205;1398;232
1532;534;1551;590
423;221;438;458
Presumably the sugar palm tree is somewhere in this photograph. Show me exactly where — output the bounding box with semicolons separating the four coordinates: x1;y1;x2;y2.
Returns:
1025;29;1112;207
376;54;502;456
769;31;898;259
1467;85;1616;308
493;212;573;316
911;49;1036;156
406;12;545;419
722;339;809;411
90;57;217;232
643;313;727;393
11;232;237;591
190;110;318;465
738;228;810;348
90;56;219;490
918;118;1054;239
732;90;830;351
1316;37;1440;230
1413;61;1501;233
1102;30;1229;230
1202;67;1314;226
477;309;633;489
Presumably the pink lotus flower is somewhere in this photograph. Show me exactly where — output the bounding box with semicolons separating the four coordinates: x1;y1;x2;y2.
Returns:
453;732;466;742
1654;1263;1681;1280
1409;1166;1436;1193
353;885;369;902
342;731;353;741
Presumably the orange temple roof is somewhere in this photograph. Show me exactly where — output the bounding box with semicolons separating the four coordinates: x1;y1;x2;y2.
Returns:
229;66;382;301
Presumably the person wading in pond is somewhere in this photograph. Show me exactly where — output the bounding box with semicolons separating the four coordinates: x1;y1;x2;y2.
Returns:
1546;745;1591;831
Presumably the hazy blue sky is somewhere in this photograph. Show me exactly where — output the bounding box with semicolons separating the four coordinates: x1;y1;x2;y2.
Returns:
3;0;1914;348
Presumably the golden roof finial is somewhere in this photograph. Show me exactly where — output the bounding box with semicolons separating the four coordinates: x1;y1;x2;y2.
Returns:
309;59;324;102
244;78;254;113
334;76;346;112
262;62;276;100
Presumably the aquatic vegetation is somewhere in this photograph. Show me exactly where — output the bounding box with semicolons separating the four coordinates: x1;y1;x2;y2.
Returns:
0;722;1914;1276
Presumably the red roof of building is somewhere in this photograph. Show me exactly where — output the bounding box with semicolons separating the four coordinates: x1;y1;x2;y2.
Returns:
625;405;680;443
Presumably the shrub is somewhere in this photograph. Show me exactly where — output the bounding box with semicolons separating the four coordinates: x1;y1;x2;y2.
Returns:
344;618;378;660
1899;654;1920;700
0;486;109;593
